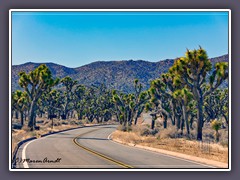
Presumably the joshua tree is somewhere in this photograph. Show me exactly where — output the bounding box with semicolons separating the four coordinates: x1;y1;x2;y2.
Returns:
204;88;228;125
112;79;148;128
220;89;229;125
132;79;150;125
44;89;62;118
149;78;173;129
18;64;59;130
60;76;77;119
12;90;29;127
145;97;159;130
173;88;193;135
73;84;87;120
95;84;115;123
112;91;133;126
188;100;197;130
169;47;228;140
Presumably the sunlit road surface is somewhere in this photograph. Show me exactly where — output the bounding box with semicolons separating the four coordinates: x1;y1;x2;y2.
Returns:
15;125;214;169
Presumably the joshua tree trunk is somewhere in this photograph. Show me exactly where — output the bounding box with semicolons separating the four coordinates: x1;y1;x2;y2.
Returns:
77;112;83;120
182;105;190;135
61;113;67;120
61;106;68;120
197;98;204;141
115;112;120;123
127;110;133;126
123;120;127;127
20;112;24;127
215;130;220;142
47;110;51;119
163;114;167;129
150;113;157;130
180;117;184;135
15;111;19;119
176;114;181;130
33;114;36;128
28;99;37;130
171;115;175;126
151;118;155;130
52;118;54;130
134;111;140;125
223;114;228;125
58;111;61;119
189;115;194;130
134;106;144;125
186;117;190;136
170;100;176;125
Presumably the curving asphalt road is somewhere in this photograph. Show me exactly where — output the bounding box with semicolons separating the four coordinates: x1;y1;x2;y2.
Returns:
15;125;214;169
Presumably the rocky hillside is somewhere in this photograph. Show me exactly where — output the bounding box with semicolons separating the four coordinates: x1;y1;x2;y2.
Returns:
11;54;229;93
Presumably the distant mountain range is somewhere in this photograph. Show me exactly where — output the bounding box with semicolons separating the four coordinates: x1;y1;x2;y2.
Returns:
12;54;229;93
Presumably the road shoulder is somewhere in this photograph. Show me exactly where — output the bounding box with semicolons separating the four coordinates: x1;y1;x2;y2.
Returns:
110;135;228;169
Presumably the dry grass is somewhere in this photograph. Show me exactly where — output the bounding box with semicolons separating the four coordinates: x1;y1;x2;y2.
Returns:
111;128;228;163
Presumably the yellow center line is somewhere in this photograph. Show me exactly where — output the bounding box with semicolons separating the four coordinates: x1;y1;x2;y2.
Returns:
72;128;134;168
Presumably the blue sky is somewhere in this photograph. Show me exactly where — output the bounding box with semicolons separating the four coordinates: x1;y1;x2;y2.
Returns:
12;11;229;67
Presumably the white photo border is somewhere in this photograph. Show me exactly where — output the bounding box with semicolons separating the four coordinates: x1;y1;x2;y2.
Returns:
9;9;231;172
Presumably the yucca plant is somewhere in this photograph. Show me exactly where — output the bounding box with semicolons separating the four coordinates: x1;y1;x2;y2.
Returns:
211;119;222;142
